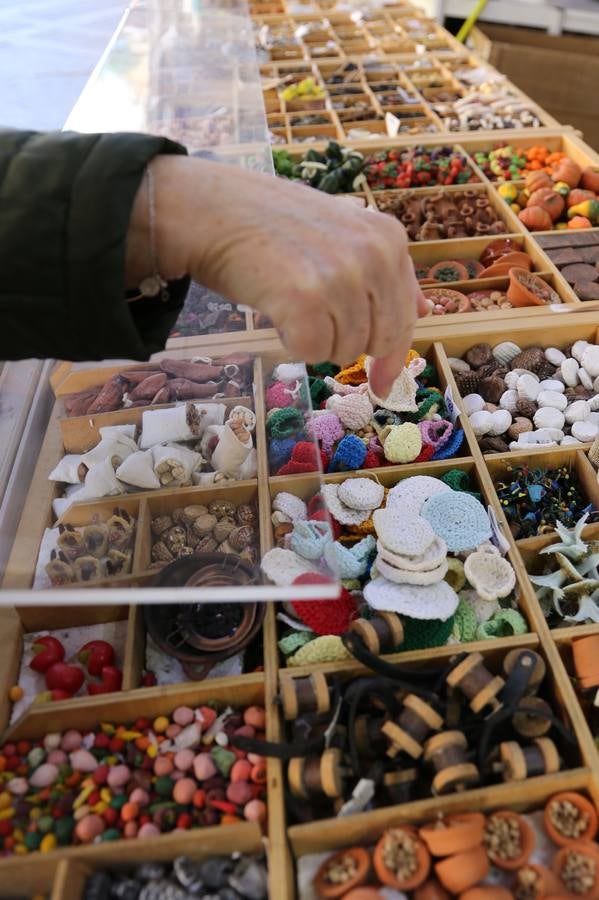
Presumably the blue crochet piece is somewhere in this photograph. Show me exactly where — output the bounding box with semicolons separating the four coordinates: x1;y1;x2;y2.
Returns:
290;520;332;560
421;491;491;552
328;434;367;472
432;428;465;461
268;437;295;471
324;535;376;579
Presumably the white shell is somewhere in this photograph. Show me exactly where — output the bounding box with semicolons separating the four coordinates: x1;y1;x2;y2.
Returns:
561;358;580;387
499;390;519;413
545;347;566;366
590;395;599;412
537;391;567;411
504;371;520;391
517;373;541;402
593;375;599;393
565;399;591;424
561;436;582;445
448;357;471;374
533;407;565;430
582;346;599;378
492;341;521;366
469;410;493;437
538;379;565;393
572;340;590;364
488;409;512;436
462;393;485;416
580;368;594;390
535;428;565;442
572;420;599;442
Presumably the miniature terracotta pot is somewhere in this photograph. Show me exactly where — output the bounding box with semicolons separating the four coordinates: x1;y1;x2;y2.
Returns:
479;238;520;267
572;636;599;687
514;863;562;897
314;847;371;897
459;888;512;900
414;878;451;899
484;810;535;870
343;890;384;900
507;267;556;308
544;792;599;846
482;252;533;278
427;260;471;283
374;828;431;891
553;843;599;898
419;813;485;857
422;287;471;315
435;845;490;894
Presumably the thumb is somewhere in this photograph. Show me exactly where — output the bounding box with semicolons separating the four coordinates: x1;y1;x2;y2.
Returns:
368;341;410;401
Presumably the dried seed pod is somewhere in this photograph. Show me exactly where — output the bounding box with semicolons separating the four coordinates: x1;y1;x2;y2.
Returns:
182;505;209;524
159;358;224;382
107;510;135;550
152;541;174;564
209;499;237;519
229;525;255;551
128;372;168;401
151;515;173;537
83;524;109;559
454;371;481;396
86;376;125;414
213;518;236;544
165;526;187;555
106;548;132;575
185;527;201;549
46;553;75;586
240;546;259;565
57;526;85;560
177;546;194;559
73;555;105;582
193;513;218;536
195;535;218;553
479;376;505;405
236;504;257;526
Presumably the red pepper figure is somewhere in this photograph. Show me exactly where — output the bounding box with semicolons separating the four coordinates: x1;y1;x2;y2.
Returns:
29;636;65;673
87;666;123;695
45;662;85;696
77;640;115;676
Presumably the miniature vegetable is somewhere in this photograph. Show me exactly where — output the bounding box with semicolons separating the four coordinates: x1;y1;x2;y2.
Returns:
29;636;65;673
77;640;115;676
87;666;123;695
45;662;85;696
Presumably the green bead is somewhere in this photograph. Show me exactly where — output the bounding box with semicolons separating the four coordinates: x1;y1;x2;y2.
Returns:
210;747;236;778
37;815;54;834
110;794;127;810
27;747;46;770
154;776;174;798
100;828;121;842
55;816;74;846
24;831;42;851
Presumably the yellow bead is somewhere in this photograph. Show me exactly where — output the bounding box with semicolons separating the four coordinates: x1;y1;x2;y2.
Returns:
40;833;57;853
13;828;24;842
73;784;94;809
29;807;41;821
0;791;11;810
105;755;118;766
74;804;90;821
13;844;28;856
146;744;158;759
100;788;112;804
119;730;142;741
153;716;169;734
91;801;108;815
0;807;15;821
100;722;115;735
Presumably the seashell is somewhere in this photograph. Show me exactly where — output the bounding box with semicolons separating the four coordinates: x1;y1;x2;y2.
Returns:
236;504;257;526
193;513;218;536
572;420;599;442
512;368;538;380
545;347;566;366
448;357;471;374
508;417;533;440
181;505;208;525
580;368;594;390
534;407;565;430
594;375;599;393
537;391;567;411
229;525;255;551
209;499;237;519
582;346;599;378
469;410;493;436
492;341;521;366
538;379;565;393
561;435;582;445
589;412;599;424
590;395;599;412
462;393;485;416
213;518;236;544
517;373;541;402
561;358;580;387
565;399;591;424
504;371;520;391
165;526;187;555
510;347;545;374
500;389;518;413
483;403;498;413
454;371;481;396
488;409;512;436
480;375;505;405
572;340;590;363
465;343;493;369
535;428;565;443
152;541;174;563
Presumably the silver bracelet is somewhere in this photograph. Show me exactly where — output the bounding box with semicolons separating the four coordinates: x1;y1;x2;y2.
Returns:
130;165;170;303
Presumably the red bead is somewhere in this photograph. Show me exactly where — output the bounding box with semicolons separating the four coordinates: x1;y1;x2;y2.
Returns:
176;813;192;830
109;737;124;753
103;808;118;827
139;814;151;826
134;718;151;731
16;741;30;756
3;744;16;757
87;790;100;806
0;822;11;837
93;764;109;785
94;733;110;750
208;799;237;816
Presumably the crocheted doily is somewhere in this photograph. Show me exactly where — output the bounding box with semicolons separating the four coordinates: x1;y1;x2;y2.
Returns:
261;548;320;587
365;357;419;412
338;477;385;511
273;492;308;524
373;508;435;557
376;536;447;573
464;550;516;602
364;576;459;621
374;556;448;586
383;423;422;464
387;475;452;514
322;483;373;526
421;492;491;552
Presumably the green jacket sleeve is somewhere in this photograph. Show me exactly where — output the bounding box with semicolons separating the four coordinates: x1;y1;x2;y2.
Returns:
0;129;190;361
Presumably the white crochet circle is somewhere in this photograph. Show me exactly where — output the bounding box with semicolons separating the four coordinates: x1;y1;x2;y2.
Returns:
260;548;319;587
338;477;385;511
373;508;435;557
273;492;307;523
386;476;451;514
374;556;448;585
322;484;372;526
364;576;459;621
376;536;447;572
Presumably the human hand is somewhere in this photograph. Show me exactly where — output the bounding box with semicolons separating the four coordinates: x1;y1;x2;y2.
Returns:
127;156;428;398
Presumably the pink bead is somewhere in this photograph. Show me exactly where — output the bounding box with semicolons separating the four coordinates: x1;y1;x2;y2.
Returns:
266;381;295;410
174;749;194;772
244;799;266;823
75;813;105;843
153;756;173;777
243;706;266;729
173;777;196;805
193;753;217;781
230;760;252;783
107;764;131;789
173;706;195;727
227;781;253;806
129;788;150;807
233;725;255;740
138;822;160;839
46;749;67;766
124;821;138;839
61;729;83;751
247;752;266;766
166;724;181;739
171;770;184;782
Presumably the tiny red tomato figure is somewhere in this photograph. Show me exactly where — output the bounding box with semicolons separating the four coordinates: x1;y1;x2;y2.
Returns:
141;671;156;687
29;636;65;673
87;666;123;695
45;662;85;696
77;640;115;676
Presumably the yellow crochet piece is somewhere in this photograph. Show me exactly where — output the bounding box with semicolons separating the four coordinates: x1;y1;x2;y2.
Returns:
445;558;466;592
383;422;422;464
405;349;421;366
287;635;352;666
335;354;367;385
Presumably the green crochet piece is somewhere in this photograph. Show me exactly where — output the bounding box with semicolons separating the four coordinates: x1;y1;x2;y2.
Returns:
419;363;438;386
278;630;315;657
452;599;478;643
311;362;340;379
401;614;455;651
440;468;482;502
267;407;304;439
403;389;446;423
309;376;330;406
476;608;527;640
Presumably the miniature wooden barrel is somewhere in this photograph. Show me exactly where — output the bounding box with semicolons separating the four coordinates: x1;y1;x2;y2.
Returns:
383;768;419;803
498;737;560;782
447;652;505;714
349;611;404;655
280;671;330;721
382;694;444;759
503;648;546;695
572;635;599;689
424;730;480;794
288;748;345;800
512;696;553;738
353;714;386;756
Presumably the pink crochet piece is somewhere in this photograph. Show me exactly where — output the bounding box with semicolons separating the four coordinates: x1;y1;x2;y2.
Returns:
324;377;370;397
419;420;453;450
266;381;298;410
306;413;344;454
327;393;374;431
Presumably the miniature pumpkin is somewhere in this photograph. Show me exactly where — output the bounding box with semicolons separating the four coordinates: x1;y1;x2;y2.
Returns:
374;828;431;891
525;170;552;194
527;188;565;222
484;811;535;870
553;180;571;198
552;158;582;189
568;199;599;225
519;206;553;232
544;793;599;846
581;166;599;193
568;216;592;229
567;189;596;209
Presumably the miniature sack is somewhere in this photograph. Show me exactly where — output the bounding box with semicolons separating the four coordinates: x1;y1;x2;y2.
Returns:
211;424;254;477
81;436;136;469
48;454;85;485
116;450;161;490
140;403;225;449
152;445;202;487
77;458;123;502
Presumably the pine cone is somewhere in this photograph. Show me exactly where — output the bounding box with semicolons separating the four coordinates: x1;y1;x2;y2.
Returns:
516;399;538;419
465;343;493;369
454;370;481;396
509;347;545;374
